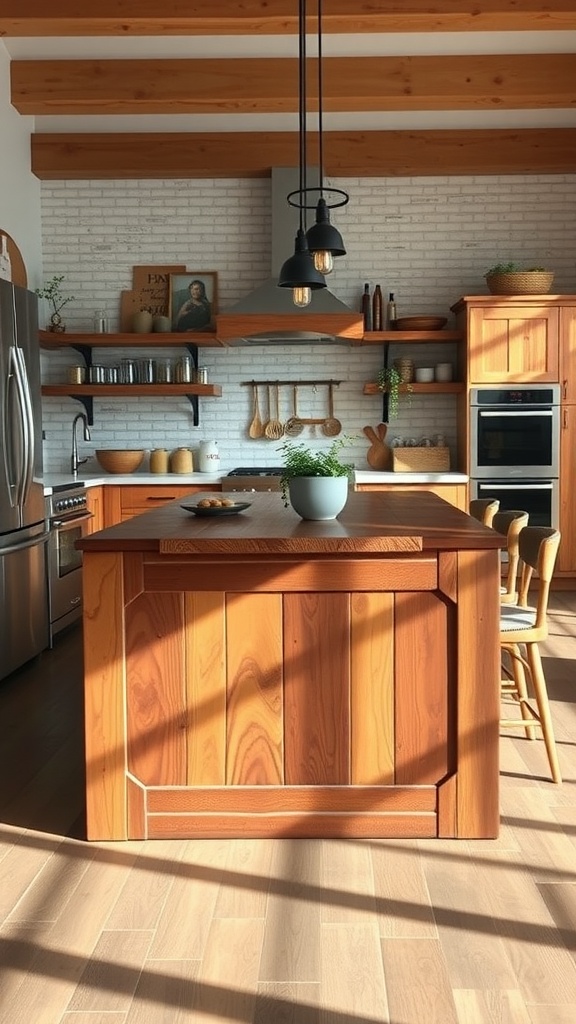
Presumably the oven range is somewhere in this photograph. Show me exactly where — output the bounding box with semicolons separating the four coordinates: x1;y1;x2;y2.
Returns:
222;467;283;492
45;483;93;642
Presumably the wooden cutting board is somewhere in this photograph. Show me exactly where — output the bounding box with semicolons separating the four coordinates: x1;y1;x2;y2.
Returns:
363;423;392;470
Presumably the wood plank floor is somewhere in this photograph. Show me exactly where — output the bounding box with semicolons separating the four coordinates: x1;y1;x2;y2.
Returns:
0;593;575;1024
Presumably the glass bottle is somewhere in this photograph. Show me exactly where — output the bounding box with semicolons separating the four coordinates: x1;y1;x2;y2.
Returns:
386;292;397;329
372;284;383;331
361;283;372;332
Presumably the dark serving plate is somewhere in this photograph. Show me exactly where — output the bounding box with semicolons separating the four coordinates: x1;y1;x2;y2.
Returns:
181;502;252;517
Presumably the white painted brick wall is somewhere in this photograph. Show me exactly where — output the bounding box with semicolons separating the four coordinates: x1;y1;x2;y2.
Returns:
39;175;576;473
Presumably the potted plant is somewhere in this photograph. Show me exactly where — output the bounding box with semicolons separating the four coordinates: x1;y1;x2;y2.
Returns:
278;437;354;520
376;365;413;419
36;274;75;332
485;262;555;295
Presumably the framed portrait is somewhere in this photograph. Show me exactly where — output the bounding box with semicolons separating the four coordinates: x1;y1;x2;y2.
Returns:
168;272;218;333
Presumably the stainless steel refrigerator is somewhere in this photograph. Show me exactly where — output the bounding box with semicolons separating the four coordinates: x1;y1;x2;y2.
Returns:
0;279;49;680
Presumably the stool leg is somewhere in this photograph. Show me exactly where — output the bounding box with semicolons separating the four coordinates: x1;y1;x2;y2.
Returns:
526;642;562;784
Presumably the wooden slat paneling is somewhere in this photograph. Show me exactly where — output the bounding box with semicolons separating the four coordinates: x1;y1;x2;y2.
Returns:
184;591;227;786
2;3;576;37
350;593;395;785
147;812;437;839
284;593;350;786
13;54;576;115
226;593;284;786
394;591;449;785
83;551;127;840
125;592;187;786
31;128;576;180
146;784;436;813
126;775;147;839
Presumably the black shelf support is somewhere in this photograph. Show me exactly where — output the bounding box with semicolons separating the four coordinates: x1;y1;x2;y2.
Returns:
185;343;199;371
71;344;93;367
186;394;200;426
69;393;94;425
381;343;390;423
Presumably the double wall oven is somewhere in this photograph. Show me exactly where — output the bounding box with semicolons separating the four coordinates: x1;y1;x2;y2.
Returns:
45;483;92;642
470;384;561;529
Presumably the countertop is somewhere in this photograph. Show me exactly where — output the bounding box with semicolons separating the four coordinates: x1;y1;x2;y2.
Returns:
78;490;500;555
43;470;468;494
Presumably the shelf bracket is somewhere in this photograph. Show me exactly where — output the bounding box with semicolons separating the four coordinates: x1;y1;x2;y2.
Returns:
69;394;94;425
186;394;200;426
382;343;390;423
185;343;199;371
71;344;93;367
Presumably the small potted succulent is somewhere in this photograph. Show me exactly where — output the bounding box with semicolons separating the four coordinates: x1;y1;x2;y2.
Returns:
278;437;354;520
36;274;75;331
485;262;555;295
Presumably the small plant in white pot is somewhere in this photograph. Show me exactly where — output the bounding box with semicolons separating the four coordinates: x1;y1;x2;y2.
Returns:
278;437;354;520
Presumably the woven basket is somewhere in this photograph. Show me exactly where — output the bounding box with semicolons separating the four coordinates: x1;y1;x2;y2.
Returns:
392;447;450;472
485;271;554;295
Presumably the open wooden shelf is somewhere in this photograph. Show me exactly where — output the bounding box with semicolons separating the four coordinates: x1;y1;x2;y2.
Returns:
363;382;465;396
355;329;464;345
39;330;224;348
41;383;221;398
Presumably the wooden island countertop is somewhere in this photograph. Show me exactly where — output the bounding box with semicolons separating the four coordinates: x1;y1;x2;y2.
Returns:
79;491;504;841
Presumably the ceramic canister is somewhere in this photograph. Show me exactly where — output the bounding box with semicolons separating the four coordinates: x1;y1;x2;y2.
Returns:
198;440;220;473
132;309;153;333
170;447;194;474
150;448;169;473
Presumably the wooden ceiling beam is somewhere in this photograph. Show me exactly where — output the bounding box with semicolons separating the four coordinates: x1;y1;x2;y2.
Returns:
2;1;576;36
30;128;576;179
12;54;576;115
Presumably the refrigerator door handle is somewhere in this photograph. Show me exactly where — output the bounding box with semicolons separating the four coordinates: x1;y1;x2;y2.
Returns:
13;344;35;504
5;345;29;509
0;530;50;557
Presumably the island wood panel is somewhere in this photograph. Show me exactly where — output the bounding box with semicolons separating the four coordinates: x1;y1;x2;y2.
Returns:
147;785;437;815
31;128;576;180
144;557;436;594
84;551;127;840
3;2;576;37
147;810;437;840
125;591;187;786
350;592;395;786
284;593;350;786
184;591;227;786
394;591;450;785
126;776;146;841
225;592;284;786
455;548;500;838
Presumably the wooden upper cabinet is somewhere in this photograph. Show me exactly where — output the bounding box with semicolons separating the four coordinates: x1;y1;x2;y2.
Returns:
467;304;560;384
560;306;576;404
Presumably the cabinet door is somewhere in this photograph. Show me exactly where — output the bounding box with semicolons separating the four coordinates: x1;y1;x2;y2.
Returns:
558;405;576;573
560;306;576;404
119;484;219;522
85;486;103;533
356;483;466;510
468;305;559;383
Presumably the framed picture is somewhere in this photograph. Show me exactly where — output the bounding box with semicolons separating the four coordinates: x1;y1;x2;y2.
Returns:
168;272;218;333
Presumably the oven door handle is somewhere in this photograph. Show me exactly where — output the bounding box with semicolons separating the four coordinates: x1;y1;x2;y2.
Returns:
51;512;94;528
478;483;553;491
478;410;553;417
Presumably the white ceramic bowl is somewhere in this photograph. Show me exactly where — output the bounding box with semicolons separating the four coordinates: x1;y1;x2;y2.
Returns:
415;367;434;383
435;362;453;382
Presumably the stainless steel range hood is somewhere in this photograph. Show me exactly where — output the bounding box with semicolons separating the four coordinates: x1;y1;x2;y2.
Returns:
215;168;363;346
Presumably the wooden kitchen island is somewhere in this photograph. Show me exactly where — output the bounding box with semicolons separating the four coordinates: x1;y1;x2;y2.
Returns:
78;490;504;841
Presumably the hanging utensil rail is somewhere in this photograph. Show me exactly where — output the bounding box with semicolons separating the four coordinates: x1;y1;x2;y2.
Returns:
242;379;342;387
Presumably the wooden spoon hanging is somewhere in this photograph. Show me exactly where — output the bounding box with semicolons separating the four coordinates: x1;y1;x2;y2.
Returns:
264;383;284;440
284;385;304;437
322;383;342;437
248;383;264;439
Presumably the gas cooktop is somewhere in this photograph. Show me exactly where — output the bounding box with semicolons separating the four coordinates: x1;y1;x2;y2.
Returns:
227;467;284;476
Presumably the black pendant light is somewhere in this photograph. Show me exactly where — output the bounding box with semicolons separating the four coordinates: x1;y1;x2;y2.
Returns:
305;0;348;274
278;0;326;307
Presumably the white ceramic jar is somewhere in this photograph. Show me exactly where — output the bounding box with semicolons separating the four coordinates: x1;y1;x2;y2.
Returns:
435;362;453;382
198;440;220;473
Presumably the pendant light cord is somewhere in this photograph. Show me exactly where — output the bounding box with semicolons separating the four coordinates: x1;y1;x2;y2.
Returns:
317;0;324;197
298;0;307;234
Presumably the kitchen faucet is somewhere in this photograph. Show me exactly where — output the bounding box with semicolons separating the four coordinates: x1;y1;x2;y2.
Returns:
71;412;91;475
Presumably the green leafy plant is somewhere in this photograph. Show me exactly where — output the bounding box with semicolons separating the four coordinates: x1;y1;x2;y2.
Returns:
486;262;548;275
277;437;354;507
36;274;75;318
376;365;412;419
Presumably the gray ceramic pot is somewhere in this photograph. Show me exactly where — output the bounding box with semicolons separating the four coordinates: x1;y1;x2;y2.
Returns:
288;476;349;520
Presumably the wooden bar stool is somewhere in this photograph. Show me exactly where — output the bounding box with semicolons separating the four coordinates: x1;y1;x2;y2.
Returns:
500;526;562;783
469;497;500;527
492;509;529;604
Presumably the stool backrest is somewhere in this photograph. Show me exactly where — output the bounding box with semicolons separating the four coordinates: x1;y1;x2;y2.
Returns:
469;497;500;526
492;509;529;602
517;527;561;630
